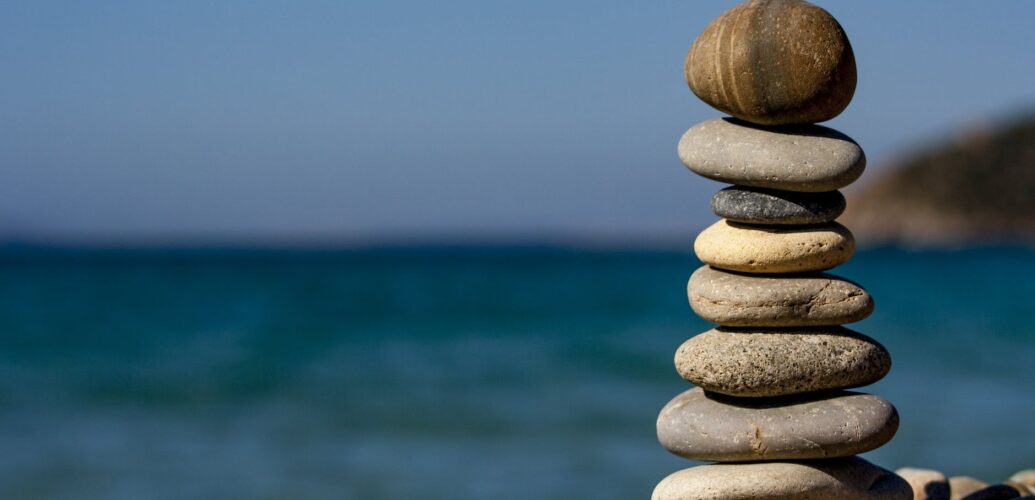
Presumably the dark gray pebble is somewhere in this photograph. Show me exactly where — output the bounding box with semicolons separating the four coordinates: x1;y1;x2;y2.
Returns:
711;186;846;225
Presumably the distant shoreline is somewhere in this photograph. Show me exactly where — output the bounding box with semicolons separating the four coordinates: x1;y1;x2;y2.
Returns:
2;241;1033;264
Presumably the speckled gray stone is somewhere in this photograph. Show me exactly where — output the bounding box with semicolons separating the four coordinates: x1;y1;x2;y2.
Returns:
688;266;873;327
675;327;890;397
711;185;846;225
896;467;949;500
678;118;866;192
653;457;912;500
657;387;898;461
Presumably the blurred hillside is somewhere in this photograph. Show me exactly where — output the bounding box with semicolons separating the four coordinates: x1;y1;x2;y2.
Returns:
844;113;1035;247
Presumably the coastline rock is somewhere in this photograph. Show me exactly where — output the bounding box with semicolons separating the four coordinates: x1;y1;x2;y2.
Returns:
688;266;873;326
679;118;865;192
896;467;950;500
712;186;847;225
951;477;990;499
840;115;1035;247
675;327;890;397
685;0;857;125
694;220;855;273
652;457;911;500
657;387;898;461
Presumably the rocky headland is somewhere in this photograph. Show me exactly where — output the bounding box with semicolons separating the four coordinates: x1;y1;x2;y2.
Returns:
843;113;1035;247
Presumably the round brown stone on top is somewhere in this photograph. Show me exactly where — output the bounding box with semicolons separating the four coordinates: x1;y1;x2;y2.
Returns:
686;0;857;125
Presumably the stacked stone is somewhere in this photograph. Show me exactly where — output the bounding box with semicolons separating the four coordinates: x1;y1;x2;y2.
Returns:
653;1;912;499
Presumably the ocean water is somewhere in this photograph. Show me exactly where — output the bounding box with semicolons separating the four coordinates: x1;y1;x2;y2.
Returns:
0;246;1032;499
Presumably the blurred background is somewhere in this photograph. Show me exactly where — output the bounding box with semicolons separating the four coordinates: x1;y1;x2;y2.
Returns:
2;1;1034;498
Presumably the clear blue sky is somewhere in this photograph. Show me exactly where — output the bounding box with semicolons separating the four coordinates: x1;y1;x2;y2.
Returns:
2;1;1034;244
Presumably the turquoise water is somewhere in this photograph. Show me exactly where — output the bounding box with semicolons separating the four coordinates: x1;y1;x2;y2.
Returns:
0;246;1032;499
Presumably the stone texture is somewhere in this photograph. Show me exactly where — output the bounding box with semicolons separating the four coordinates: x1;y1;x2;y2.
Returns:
657;387;898;461
679;118;865;192
675;327;891;397
688;266;872;326
951;477;990;500
652;457;911;500
896;467;950;500
712;185;846;225
685;0;857;125
695;220;855;273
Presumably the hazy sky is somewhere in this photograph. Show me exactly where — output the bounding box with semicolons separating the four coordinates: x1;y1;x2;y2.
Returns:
3;1;1034;244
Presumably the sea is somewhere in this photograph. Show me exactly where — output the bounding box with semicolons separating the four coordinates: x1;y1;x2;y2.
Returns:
0;246;1032;499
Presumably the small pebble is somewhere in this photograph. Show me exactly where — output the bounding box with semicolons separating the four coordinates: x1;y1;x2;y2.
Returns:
1009;471;1035;492
951;477;990;500
711;185;847;225
896;467;949;500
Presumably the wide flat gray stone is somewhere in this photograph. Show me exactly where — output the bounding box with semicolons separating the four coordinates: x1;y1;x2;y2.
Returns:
653;457;912;500
675;327;891;397
679;118;866;192
711;185;846;225
657;387;898;461
688;266;873;327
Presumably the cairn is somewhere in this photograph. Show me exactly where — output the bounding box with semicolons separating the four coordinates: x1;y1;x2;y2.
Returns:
653;1;913;498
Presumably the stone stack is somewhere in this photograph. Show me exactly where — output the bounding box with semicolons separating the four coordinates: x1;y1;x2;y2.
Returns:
653;1;912;498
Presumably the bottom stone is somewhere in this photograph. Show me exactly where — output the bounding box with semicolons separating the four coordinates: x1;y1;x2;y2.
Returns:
652;457;912;500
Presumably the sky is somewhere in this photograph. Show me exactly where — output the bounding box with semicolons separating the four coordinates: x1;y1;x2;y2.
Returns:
2;1;1034;245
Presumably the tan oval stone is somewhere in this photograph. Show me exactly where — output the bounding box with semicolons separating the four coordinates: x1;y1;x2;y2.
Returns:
688;266;873;326
685;0;857;125
695;220;855;273
678;118;866;192
652;457;912;500
657;387;898;461
675;327;891;397
896;467;949;500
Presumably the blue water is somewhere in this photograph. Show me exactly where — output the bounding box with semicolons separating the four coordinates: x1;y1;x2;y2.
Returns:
0;246;1032;499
